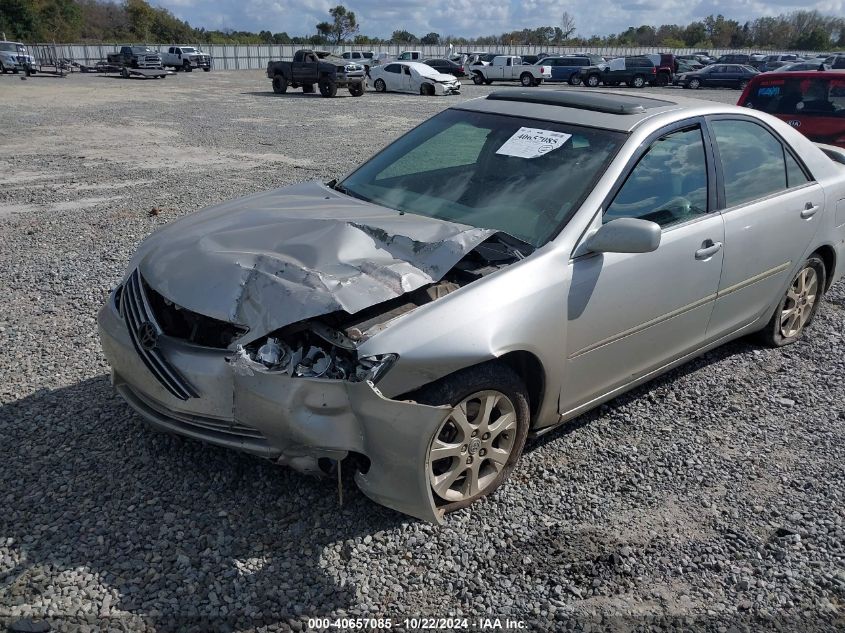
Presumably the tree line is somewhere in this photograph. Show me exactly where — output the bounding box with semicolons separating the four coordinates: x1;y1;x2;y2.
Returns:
1;0;843;51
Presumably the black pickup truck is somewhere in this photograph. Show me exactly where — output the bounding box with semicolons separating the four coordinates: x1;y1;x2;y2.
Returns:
106;46;163;70
266;49;366;97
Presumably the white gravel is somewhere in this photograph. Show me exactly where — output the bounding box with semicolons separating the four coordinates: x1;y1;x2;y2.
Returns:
0;70;843;632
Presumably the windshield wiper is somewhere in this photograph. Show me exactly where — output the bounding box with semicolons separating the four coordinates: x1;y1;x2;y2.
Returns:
327;179;371;203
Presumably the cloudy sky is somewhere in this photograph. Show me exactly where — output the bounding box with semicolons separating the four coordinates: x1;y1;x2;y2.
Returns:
152;0;844;38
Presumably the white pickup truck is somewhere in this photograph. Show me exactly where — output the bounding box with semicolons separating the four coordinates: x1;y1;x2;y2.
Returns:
470;55;551;87
160;46;212;72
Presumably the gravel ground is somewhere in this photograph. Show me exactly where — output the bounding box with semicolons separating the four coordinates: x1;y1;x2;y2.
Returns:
0;70;843;632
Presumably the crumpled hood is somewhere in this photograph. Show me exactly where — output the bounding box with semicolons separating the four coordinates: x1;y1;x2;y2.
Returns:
129;181;494;343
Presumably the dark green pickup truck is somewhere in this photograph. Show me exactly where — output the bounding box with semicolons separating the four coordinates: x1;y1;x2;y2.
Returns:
266;49;366;97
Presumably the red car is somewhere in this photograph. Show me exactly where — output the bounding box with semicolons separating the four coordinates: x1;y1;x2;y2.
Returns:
738;71;845;148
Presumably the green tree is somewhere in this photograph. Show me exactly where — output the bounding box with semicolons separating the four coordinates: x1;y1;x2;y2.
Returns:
391;29;418;44
0;0;39;40
316;5;358;44
792;27;830;50
125;0;156;41
420;31;440;45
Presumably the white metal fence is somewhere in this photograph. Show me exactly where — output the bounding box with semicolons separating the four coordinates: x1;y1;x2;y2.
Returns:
31;42;825;70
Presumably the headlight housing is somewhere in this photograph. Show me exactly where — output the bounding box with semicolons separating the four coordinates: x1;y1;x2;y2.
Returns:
358;353;398;384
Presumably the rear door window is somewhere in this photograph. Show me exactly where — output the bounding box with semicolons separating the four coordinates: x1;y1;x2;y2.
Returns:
711;119;809;207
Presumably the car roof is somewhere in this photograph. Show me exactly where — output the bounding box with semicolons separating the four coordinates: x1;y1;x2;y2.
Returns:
454;89;754;133
749;70;845;81
395;61;436;72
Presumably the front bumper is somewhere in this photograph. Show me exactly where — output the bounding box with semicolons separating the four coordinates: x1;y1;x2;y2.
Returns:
186;56;212;68
434;82;461;95
335;73;366;88
97;294;449;523
2;57;29;70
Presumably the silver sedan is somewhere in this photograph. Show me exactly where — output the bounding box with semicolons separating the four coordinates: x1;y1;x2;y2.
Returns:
99;90;845;522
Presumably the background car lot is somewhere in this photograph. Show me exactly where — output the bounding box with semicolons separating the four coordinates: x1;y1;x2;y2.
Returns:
0;71;843;630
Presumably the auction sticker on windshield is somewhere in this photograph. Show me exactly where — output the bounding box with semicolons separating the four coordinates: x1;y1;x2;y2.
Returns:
496;127;572;159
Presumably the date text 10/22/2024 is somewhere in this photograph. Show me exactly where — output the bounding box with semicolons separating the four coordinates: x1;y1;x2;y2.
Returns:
307;617;528;630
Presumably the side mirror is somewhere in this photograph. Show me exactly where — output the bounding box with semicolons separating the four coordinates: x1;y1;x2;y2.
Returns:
583;217;661;254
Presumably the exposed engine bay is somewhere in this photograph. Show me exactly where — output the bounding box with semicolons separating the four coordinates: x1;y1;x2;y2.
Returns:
228;232;532;380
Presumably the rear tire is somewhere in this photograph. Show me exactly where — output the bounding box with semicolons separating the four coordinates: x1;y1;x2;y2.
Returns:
520;72;533;87
568;74;581;86
415;362;530;514
632;74;646;88
757;256;826;347
272;75;288;94
738;79;749;91
318;78;337;97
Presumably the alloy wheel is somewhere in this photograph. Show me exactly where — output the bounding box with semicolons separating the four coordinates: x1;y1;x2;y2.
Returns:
780;267;819;338
428;390;517;503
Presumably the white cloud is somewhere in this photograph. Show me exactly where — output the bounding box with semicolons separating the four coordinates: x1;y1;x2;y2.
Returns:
152;0;845;39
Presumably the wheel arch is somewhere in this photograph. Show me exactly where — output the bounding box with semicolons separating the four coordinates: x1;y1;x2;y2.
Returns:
812;244;837;291
397;351;547;426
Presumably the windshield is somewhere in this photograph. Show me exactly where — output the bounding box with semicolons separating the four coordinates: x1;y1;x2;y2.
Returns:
0;43;24;52
132;47;154;53
339;109;625;247
743;76;845;116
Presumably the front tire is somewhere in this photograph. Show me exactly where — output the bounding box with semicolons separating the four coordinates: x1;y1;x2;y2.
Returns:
472;72;485;85
349;82;364;97
318;78;337;97
420;82;435;96
758;256;826;347
202;67;210;72
373;78;386;92
272;75;288;94
585;73;600;87
688;78;701;89
416;362;530;513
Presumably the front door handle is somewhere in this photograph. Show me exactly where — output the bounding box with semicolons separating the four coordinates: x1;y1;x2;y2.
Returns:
695;240;723;260
801;203;819;219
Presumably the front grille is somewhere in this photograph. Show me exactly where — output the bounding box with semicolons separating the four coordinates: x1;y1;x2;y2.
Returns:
120;269;198;400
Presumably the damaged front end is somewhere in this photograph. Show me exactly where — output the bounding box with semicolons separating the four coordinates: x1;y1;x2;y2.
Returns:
99;181;532;523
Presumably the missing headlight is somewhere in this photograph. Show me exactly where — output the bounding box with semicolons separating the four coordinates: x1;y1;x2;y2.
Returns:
228;322;396;383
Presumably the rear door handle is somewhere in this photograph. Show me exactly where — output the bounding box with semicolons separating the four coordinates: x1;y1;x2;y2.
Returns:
695;241;723;260
801;203;819;219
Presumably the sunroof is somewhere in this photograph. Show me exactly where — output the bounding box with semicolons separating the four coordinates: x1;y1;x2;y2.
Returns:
486;90;675;114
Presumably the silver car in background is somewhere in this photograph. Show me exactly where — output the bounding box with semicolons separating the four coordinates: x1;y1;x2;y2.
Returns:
99;90;845;523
